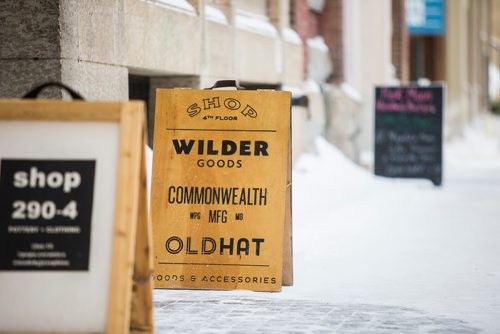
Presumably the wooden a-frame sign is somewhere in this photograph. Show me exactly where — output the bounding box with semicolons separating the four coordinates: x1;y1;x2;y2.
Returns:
0;100;153;334
151;87;293;292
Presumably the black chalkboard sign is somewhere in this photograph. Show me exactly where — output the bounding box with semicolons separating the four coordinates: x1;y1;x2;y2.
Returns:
0;159;95;271
374;85;443;186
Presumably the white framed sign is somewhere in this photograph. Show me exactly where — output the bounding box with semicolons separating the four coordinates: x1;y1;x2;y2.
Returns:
0;98;153;334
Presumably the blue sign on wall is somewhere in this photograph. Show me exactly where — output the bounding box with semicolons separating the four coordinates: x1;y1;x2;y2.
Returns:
406;0;446;36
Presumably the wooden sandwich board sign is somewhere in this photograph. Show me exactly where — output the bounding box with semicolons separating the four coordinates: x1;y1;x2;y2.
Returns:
151;84;291;292
374;85;444;186
0;86;154;334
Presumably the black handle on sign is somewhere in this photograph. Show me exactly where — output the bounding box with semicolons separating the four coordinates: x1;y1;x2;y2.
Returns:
204;80;245;90
22;82;84;100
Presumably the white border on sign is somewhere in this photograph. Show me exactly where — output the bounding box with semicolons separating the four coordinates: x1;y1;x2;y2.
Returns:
0;120;119;333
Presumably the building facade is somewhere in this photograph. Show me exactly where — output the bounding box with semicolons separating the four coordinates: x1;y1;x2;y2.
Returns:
0;0;496;165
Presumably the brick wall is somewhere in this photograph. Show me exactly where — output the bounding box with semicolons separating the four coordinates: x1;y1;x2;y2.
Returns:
294;0;325;78
320;0;343;83
293;0;344;83
391;0;409;82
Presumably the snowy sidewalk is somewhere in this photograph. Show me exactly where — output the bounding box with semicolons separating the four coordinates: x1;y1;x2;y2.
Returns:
154;117;500;333
154;291;479;333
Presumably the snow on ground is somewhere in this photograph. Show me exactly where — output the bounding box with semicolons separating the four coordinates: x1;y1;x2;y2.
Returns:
152;114;500;332
283;115;500;332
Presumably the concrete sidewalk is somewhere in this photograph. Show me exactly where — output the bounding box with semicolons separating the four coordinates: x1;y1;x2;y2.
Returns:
154;290;479;333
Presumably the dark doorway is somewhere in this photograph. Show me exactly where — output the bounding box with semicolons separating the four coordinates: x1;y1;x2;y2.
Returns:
128;75;151;146
409;36;446;82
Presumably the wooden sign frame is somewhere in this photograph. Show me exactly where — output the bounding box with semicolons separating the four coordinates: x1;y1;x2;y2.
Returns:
0;100;153;334
151;87;292;291
282;123;293;286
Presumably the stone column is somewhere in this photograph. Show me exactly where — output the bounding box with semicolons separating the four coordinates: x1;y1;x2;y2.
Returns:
58;0;128;100
391;0;409;82
0;0;62;98
446;0;469;137
0;0;128;100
